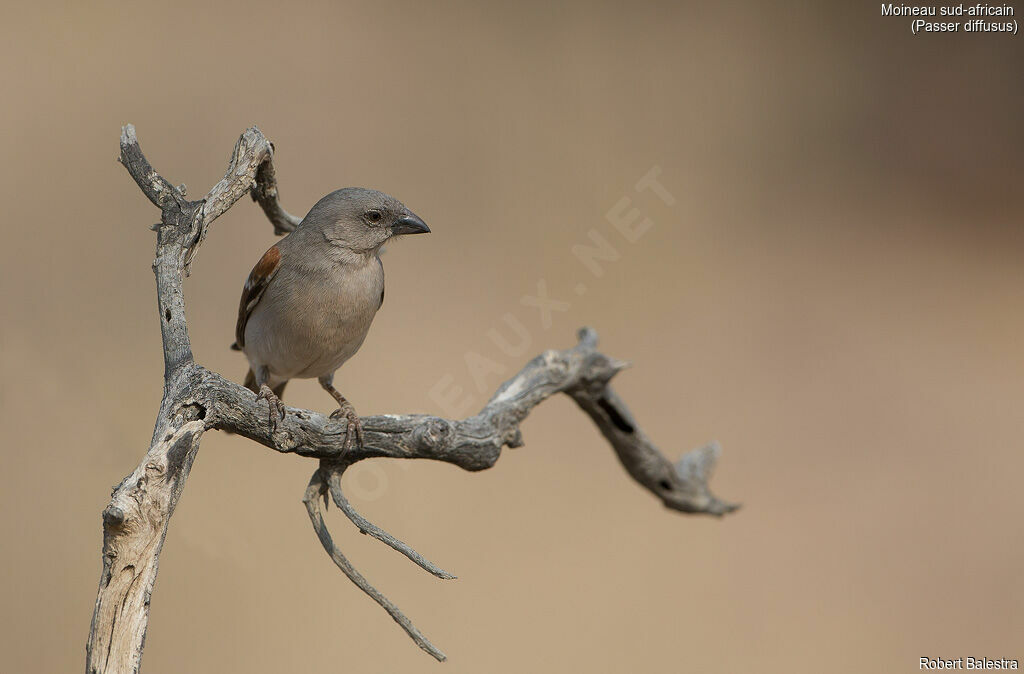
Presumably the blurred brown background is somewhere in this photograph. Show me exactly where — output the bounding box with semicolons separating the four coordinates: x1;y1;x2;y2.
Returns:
1;1;1022;672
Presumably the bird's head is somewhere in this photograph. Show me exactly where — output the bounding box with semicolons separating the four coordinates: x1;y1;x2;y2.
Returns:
302;187;430;254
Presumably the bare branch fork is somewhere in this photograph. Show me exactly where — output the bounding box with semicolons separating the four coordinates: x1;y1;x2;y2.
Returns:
86;125;739;673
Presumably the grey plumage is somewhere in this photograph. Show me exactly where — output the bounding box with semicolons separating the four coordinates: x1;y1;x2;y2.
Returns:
234;187;430;446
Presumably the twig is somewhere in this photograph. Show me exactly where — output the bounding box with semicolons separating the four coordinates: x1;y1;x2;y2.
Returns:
251;151;302;235
304;471;448;661
325;467;456;579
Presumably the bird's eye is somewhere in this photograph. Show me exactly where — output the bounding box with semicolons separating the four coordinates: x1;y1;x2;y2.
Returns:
366;210;383;224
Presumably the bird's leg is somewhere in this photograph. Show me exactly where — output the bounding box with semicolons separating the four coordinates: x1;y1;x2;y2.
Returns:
254;366;286;431
319;373;363;452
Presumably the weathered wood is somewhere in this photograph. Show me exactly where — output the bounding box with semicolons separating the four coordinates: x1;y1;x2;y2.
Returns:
86;125;738;673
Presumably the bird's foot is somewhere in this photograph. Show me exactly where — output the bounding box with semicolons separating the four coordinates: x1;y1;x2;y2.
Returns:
330;401;363;452
256;384;286;431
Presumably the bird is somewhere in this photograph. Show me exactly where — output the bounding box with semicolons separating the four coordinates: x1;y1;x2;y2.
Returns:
231;187;430;450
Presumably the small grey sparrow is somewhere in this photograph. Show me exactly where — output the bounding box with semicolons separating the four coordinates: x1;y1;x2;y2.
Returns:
231;187;430;449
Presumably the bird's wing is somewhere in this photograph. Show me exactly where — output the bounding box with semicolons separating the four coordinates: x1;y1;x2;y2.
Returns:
377;256;385;309
234;244;282;349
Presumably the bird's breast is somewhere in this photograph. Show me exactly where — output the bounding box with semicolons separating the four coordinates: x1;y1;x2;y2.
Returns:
244;256;384;380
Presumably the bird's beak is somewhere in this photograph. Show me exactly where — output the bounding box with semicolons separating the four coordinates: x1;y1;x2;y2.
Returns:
391;213;430;236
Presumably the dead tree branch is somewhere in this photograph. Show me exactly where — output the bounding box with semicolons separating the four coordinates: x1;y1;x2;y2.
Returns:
86;125;738;673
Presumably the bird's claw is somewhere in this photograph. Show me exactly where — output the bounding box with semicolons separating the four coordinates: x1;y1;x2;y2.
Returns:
330;402;363;452
256;384;286;431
